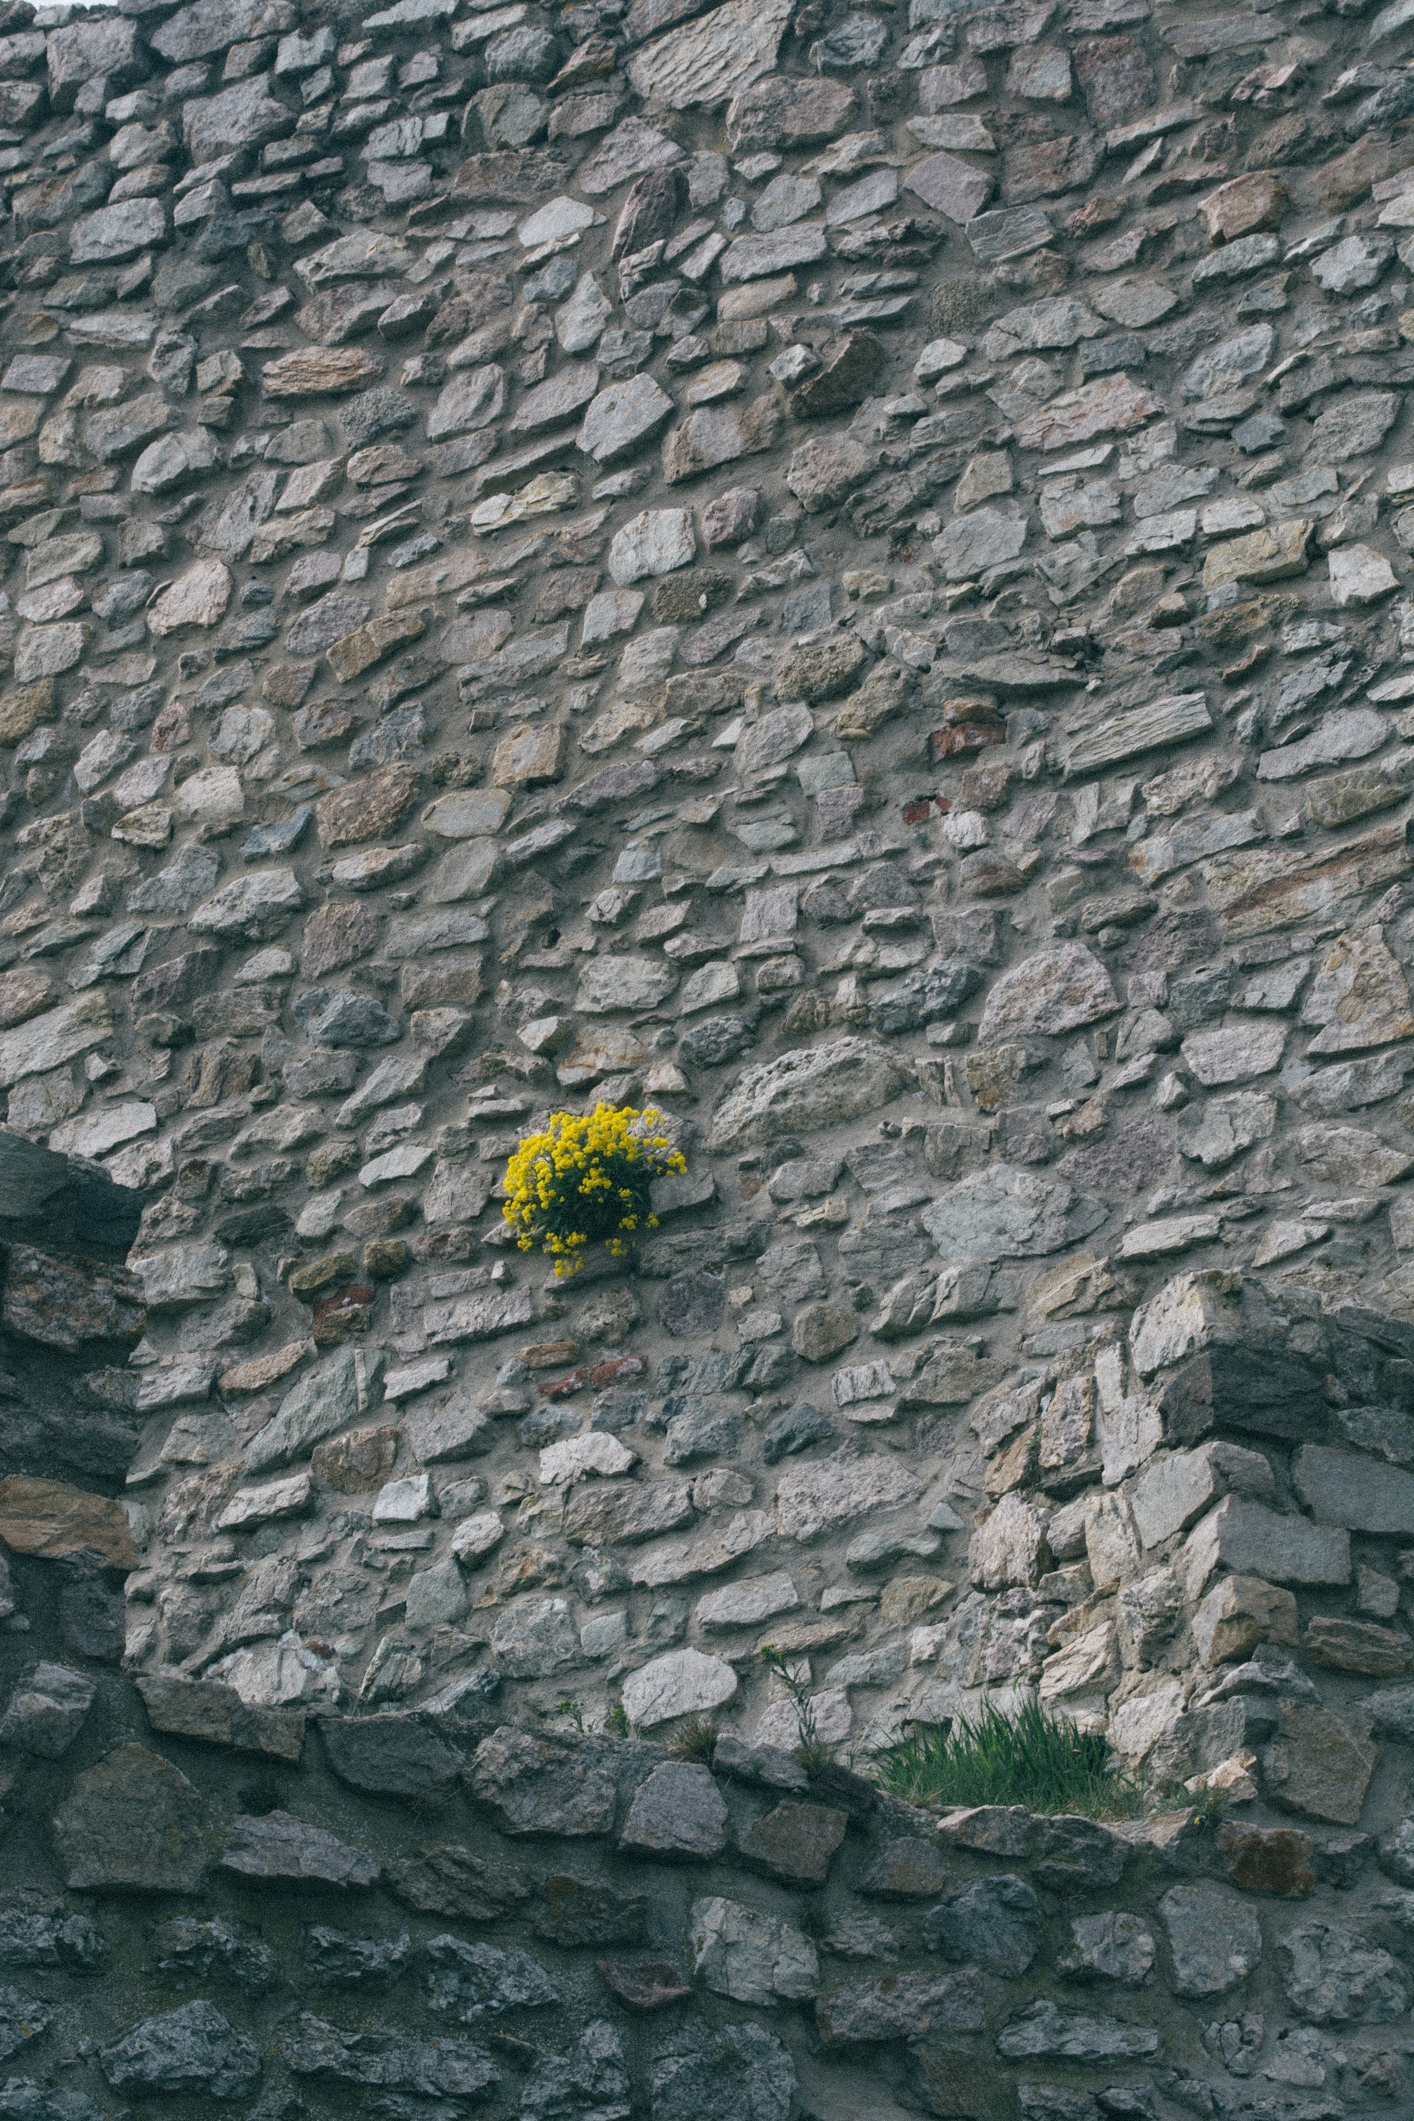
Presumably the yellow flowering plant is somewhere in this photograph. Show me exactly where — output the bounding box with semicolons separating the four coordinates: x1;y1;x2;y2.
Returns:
502;1103;687;1277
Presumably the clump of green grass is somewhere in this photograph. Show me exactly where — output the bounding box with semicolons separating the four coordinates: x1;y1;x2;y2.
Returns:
872;1697;1142;1820
666;1712;718;1762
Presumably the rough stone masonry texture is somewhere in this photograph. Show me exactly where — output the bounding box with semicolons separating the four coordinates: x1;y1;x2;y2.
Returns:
16;0;1414;2112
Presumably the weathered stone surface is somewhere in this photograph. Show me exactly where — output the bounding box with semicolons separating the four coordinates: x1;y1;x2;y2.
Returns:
264;347;385;398
579;374;675;463
246;1346;381;1474
906;150;992;223
710;1038;910;1149
1300;928;1414;1053
134;1647;304;1753
818;1969;986;2045
0;1478;137;1569
220;1812;378;1890
283;2014;499;2102
389;1844;530;1924
622;1649;738;1729
1058;1910;1156;1984
785;433;875;512
99;2002;260;2101
776;1445;922;1543
977;944;1118;1042
925;1874;1041;1975
924;1164;1104;1262
1280;1922;1411;2023
491;1595;582;1680
0;11;1412;2092
1294;1445;1414;1534
1310;392;1400;463
1159;1884;1262;1995
620;1763;728;1858
0;1663;94;1758
996;1998;1159;2058
2;1249;144;1354
468;1728;617;1838
52;1746;207;1893
691;1895;818;2003
318;1714;462;1797
1186;1498;1350;1591
1263;1700;1380;1827
628;0;791;110
0;995;114;1090
649;2021;796;2121
739;1804;847;1885
147;560;232;636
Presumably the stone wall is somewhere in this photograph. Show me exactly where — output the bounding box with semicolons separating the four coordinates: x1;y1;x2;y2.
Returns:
9;0;1414;2108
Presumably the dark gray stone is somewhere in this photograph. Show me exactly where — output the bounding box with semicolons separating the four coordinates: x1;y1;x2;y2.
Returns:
300;989;401;1047
0;1664;95;1758
317;1714;465;1799
468;1727;618;1839
426;1934;559;2019
0;1906;104;1975
99;2002;261;2100
521;2021;630;2121
996;1999;1160;2059
650;2022;796;2121
283;2014;500;2101
925;1874;1041;1975
150;1917;279;1996
871;963;983;1036
0;1133;142;1257
663;1397;740;1465
533;1876;648;1947
817;1968;986;2045
52;1746;207;1895
1057;1122;1174;1195
304;1927;412;1989
678;1016;753;1068
1027;1815;1131;1891
660;1271;726;1336
339;388;418;451
762;1401;833;1465
0;1992;51;2068
0;2084;106;2121
388;1844;531;1923
220;1812;378;1890
860;1837;950;1899
619;1763;729;1860
57;1580;126;1664
711;1731;810;1792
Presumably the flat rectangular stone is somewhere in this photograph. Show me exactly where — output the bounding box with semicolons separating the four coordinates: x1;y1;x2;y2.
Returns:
423;1286;535;1345
966;204;1053;264
1119;1213;1221;1260
1163;14;1267;55
213;1470;316;1530
1203;824;1413;941
0;992;114;1089
0;1474;137;1569
1132;1443;1275;1549
1059;692;1212;779
1184;1496;1350;1598
136;1675;305;1761
1293;1443;1414;1534
1127;810;1263;885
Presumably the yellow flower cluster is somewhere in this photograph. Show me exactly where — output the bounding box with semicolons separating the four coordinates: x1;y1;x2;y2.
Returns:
502;1103;687;1277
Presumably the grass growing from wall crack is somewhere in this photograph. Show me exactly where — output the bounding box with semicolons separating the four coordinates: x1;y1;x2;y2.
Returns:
873;1697;1142;1820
